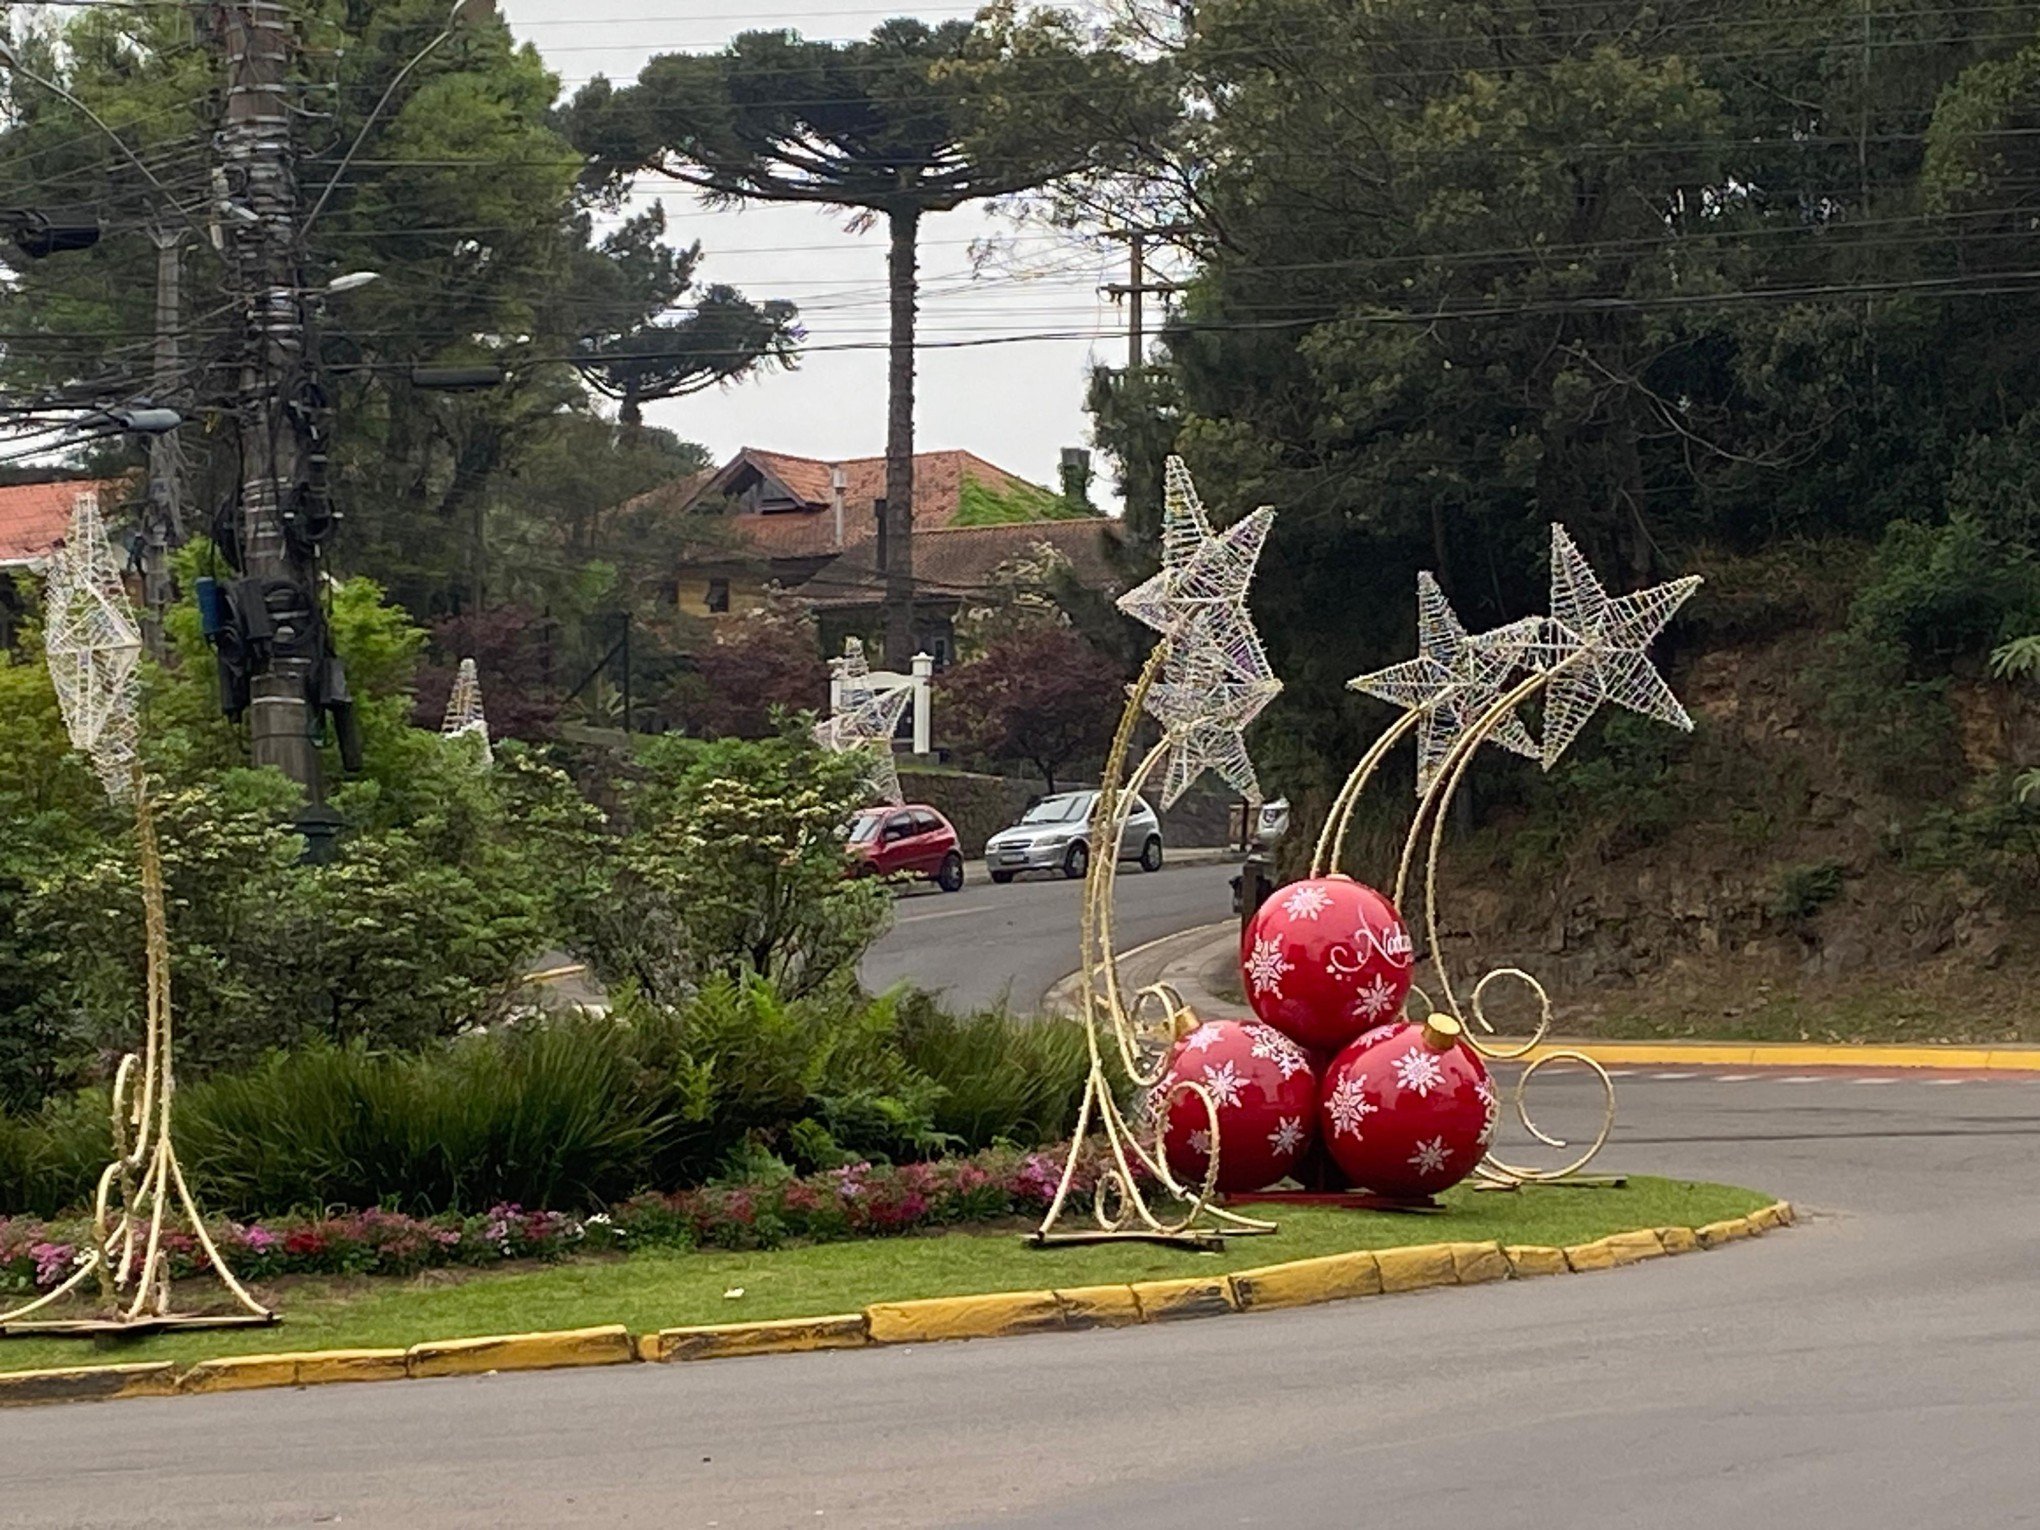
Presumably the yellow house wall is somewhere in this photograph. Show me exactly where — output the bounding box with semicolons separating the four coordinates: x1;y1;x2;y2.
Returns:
670;568;773;618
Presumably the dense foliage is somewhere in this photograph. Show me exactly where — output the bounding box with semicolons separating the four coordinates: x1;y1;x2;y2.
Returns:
1060;0;2040;885
0;987;1093;1220
0;0;788;639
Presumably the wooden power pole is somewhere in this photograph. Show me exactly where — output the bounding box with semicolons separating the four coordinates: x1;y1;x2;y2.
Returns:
220;0;325;812
1102;225;1189;374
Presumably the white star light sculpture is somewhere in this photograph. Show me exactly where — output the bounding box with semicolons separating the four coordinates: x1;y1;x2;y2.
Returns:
1115;458;1282;807
1535;524;1702;768
1349;572;1543;796
41;488;143;803
440;657;492;764
814;637;912;805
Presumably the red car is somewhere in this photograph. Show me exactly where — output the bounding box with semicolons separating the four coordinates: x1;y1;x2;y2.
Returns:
845;805;966;892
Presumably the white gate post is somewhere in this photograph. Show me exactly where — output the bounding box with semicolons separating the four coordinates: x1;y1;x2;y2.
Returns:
910;652;933;755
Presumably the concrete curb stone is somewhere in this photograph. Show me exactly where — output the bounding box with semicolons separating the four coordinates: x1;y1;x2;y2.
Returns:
0;1204;1795;1408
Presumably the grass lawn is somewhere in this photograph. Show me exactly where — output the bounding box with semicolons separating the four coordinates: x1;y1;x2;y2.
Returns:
0;1175;1770;1376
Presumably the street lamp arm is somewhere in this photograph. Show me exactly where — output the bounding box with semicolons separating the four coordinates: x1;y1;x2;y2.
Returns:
0;40;215;253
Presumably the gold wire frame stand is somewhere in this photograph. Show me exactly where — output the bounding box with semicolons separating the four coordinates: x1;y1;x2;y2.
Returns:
1030;645;1279;1249
0;763;275;1339
1310;656;1620;1193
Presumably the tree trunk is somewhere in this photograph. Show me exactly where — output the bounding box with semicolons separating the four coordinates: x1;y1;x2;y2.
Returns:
882;205;920;671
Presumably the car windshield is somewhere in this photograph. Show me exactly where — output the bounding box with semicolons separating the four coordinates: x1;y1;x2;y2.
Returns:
1021;794;1091;825
846;814;884;845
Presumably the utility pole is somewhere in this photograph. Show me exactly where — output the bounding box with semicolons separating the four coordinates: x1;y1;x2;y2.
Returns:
139;227;183;660
220;0;326;815
1102;225;1189;374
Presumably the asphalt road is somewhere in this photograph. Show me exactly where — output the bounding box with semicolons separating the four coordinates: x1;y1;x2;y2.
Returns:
10;1069;2038;1529
858;859;1236;1014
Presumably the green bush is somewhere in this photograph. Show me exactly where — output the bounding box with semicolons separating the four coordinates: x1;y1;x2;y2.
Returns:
560;727;893;1005
0;980;1097;1219
896;993;1092;1148
1769;861;1846;923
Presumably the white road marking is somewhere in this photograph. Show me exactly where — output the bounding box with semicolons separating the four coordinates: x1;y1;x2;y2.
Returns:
1924;1077;1968;1085
1652;1071;1699;1080
1854;1078;1899;1085
1780;1075;1825;1083
895;905;995;925
1714;1074;1758;1082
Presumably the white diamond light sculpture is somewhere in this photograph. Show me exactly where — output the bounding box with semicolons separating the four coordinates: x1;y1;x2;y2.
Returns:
440;656;492;764
42;488;143;803
815;637;912;805
1535;524;1702;768
1349;572;1543;796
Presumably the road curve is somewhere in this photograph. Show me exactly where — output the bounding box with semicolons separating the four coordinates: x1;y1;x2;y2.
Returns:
8;1071;2037;1529
859;860;1236;1014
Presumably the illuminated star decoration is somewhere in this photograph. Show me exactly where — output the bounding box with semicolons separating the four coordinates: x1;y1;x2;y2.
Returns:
41;487;143;803
1534;523;1702;768
440;657;492;765
814;637;912;805
1115;458;1282;808
1349;572;1544;797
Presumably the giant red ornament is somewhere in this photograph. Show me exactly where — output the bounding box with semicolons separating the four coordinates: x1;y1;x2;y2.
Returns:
1318;1014;1495;1200
1156;1019;1320;1193
1241;875;1415;1052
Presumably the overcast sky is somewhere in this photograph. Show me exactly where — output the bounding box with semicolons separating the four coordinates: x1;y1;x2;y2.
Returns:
499;0;1129;502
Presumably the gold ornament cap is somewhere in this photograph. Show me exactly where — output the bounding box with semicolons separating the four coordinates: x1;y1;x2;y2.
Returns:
1172;1008;1201;1041
1418;1013;1463;1053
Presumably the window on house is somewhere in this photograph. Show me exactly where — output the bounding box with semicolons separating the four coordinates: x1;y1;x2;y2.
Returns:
659;578;680;607
707;578;730;613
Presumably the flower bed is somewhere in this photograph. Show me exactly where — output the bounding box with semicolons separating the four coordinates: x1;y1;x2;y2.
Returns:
0;1147;1100;1295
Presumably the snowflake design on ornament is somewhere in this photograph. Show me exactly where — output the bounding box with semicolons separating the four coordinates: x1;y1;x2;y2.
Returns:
1409;1136;1452;1176
1201;1060;1246;1110
1354;974;1399;1022
1248;1025;1312;1080
1244;936;1293;997
1391;1047;1447;1098
1184;1024;1223;1053
1476;1077;1500;1142
1325;1076;1377;1139
1186;1129;1212;1158
1268;1116;1305;1158
1281;883;1332;921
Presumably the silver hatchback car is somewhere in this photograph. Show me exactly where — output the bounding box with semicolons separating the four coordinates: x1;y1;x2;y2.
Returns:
984;790;1163;883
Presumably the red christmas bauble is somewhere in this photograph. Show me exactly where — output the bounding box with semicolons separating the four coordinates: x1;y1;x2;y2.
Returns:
1318;1015;1495;1199
1156;1019;1320;1193
1241;875;1415;1051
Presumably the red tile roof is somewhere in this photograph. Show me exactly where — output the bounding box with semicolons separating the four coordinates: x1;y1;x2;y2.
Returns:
629;447;1060;562
0;478;128;567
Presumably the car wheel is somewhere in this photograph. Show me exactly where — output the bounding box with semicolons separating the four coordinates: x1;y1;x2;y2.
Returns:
990;870;1015;885
1062;840;1090;880
1139;836;1163;873
937;852;965;893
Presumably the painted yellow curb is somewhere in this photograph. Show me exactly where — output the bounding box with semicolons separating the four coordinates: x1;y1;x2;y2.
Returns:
865;1289;1066;1345
179;1348;407;1394
1229;1250;1383;1312
1503;1244;1569;1278
1054;1283;1144;1330
643;1314;867;1364
0;1361;177;1407
407;1323;635;1379
1696;1215;1754;1248
1130;1275;1238;1322
0;1203;1798;1407
1375;1241;1460;1293
1521;1041;2040;1073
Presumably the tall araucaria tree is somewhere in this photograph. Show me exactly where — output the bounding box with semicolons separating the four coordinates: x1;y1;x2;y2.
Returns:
566;6;1170;668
